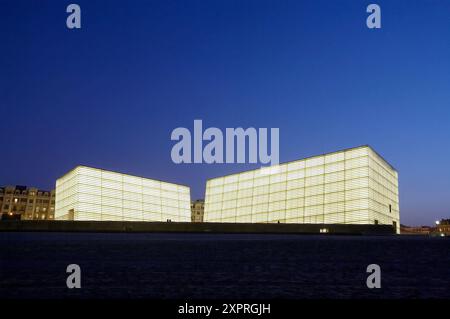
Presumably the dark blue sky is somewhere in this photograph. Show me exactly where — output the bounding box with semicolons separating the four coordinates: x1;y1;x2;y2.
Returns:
1;0;449;225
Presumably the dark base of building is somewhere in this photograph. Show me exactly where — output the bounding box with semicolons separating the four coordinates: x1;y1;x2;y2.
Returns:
0;220;395;235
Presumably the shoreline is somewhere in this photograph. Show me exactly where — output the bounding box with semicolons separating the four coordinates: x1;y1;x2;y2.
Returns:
0;220;395;235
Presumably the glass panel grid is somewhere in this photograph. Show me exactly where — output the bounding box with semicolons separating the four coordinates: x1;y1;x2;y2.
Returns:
204;146;399;232
55;166;190;222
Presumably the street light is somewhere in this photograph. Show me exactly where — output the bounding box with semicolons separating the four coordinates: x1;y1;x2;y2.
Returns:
435;220;445;237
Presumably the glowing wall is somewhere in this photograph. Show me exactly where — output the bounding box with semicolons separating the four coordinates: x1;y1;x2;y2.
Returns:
55;166;191;222
204;146;399;233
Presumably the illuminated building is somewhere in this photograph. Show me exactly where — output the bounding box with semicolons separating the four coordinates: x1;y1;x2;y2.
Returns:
55;166;191;222
0;185;55;220
204;145;400;233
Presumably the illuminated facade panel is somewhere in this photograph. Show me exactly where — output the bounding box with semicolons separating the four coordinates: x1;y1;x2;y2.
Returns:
204;146;399;233
55;166;191;222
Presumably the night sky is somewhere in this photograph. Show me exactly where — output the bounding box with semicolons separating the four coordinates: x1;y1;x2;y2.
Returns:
1;0;449;225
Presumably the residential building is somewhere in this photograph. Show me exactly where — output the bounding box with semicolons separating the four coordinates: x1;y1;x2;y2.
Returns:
434;219;450;236
0;185;55;220
191;199;204;222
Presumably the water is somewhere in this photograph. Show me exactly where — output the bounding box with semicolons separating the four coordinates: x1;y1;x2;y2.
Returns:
0;232;449;299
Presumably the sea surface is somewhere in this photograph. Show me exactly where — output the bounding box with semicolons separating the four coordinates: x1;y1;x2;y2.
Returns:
0;232;449;299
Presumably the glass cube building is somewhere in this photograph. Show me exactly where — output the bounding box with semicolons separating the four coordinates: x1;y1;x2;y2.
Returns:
204;146;399;233
55;166;191;222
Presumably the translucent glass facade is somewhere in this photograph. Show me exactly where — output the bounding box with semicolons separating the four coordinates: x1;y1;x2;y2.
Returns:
204;146;399;233
55;166;191;222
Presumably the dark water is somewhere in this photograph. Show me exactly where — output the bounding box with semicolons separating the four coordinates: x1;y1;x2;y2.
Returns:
0;232;449;299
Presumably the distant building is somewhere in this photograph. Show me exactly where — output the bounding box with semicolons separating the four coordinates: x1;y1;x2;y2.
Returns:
191;199;204;222
55;166;191;222
434;219;450;236
400;224;431;235
0;185;55;220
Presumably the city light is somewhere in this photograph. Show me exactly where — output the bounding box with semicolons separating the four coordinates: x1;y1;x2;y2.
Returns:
204;145;400;233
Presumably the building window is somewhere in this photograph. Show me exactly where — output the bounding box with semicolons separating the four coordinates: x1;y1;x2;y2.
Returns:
389;204;392;213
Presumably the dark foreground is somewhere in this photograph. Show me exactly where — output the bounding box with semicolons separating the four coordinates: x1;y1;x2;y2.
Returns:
0;220;394;235
0;232;449;299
